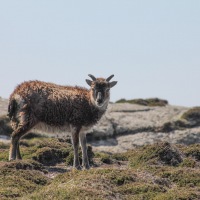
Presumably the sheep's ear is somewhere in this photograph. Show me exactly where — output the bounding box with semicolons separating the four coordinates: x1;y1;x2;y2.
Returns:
86;79;92;86
109;81;117;88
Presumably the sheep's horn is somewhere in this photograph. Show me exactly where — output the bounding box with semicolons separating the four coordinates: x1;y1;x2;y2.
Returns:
106;74;114;82
88;74;96;81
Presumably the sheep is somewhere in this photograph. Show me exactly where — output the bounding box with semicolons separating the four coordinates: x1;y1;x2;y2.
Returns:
8;74;117;169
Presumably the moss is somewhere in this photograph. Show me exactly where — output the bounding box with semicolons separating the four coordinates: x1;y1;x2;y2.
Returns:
0;160;49;199
24;167;199;200
180;157;197;168
1;141;200;199
94;152;113;164
173;119;188;128
93;169;136;186
115;98;127;103
181;107;200;126
159;122;174;132
154;188;199;200
65;150;74;166
32;147;68;166
0;137;95;167
23;169;137;200
158;120;188;133
181;144;200;161
129;142;183;168
157;143;183;166
19;138;74;166
116;98;168;107
0;149;9;161
1;160;45;171
111;153;129;161
117;183;166;199
161;168;200;187
94;151;129;165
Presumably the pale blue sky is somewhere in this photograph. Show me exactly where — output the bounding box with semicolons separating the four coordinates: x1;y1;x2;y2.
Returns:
0;1;200;107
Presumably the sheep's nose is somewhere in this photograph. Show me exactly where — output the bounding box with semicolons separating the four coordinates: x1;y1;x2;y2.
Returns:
97;92;103;103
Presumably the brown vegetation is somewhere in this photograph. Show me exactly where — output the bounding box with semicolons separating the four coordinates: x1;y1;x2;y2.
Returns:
116;98;168;107
0;137;199;200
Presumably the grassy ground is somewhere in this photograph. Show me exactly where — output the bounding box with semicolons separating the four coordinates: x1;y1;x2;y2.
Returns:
0;137;199;200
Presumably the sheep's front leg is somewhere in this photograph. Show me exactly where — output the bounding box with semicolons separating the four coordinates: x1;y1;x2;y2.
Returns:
71;127;81;170
79;131;90;170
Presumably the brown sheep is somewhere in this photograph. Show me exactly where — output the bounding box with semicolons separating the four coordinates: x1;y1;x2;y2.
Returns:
8;74;117;169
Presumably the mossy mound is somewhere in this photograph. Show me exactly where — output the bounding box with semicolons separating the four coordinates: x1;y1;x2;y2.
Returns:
160;167;200;187
159;107;200;133
0;137;94;167
158;119;189;133
22;169;162;200
94;152;114;164
32;147;69;166
179;144;200;161
23;165;200;200
0;141;200;200
0;137;95;199
0;160;49;199
94;152;128;165
129;142;183;168
181;107;200;126
0;160;46;172
116;98;168;107
21;137;73;166
153;187;199;200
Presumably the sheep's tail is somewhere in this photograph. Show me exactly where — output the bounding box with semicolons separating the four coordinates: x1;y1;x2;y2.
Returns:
8;98;17;120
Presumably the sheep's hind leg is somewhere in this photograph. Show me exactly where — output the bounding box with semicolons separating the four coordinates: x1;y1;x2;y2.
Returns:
16;142;22;160
9;128;25;161
79;131;90;170
71;126;81;170
9;123;35;161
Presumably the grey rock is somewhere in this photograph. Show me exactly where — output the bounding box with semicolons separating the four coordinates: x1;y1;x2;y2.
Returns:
0;98;200;153
88;103;200;152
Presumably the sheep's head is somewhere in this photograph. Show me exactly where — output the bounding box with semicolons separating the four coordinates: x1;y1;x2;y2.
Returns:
86;74;117;108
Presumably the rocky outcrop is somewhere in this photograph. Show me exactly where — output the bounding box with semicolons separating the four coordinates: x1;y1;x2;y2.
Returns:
87;103;200;152
87;103;187;137
0;97;200;153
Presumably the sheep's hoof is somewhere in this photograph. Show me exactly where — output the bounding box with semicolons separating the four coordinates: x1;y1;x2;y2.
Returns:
16;154;22;160
8;157;15;161
74;165;82;170
82;165;90;170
